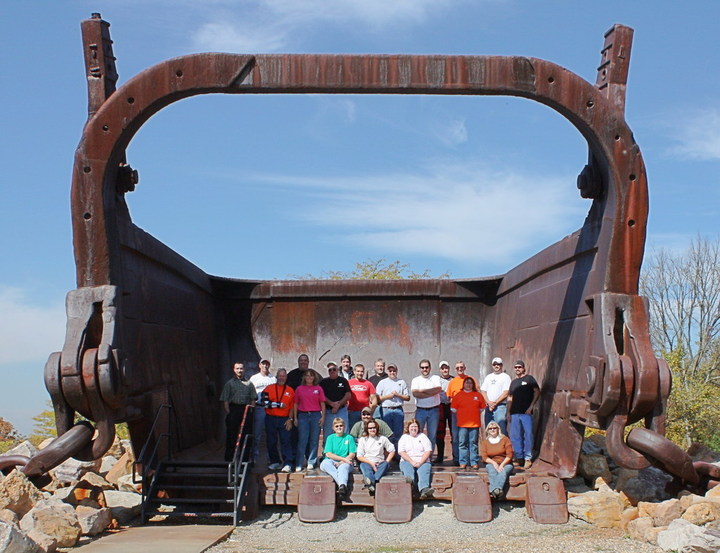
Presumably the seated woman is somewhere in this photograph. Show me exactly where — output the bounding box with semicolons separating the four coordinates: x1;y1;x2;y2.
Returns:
397;418;434;499
450;376;485;469
480;421;514;499
319;417;356;499
356;420;396;495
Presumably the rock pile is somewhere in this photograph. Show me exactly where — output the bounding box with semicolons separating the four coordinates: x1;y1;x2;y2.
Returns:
0;437;141;552
568;434;720;552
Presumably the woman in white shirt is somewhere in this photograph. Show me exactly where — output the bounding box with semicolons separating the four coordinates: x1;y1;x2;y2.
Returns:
356;420;395;495
397;418;434;499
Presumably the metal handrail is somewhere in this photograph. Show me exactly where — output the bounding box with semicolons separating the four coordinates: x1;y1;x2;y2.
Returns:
229;404;254;525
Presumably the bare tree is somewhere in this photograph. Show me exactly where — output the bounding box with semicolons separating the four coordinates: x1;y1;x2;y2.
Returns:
641;236;720;386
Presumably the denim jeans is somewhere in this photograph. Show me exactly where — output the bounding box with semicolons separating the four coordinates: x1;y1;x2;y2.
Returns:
457;426;479;466
509;413;534;460
359;460;389;484
451;411;459;462
484;402;508;435
381;407;404;448
323;405;349;447
486;463;513;492
265;414;293;466
320;458;353;486
296;411;321;468
399;459;432;490
348;409;362;429
414;406;440;452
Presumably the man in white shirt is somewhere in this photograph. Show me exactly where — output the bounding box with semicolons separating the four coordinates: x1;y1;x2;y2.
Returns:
480;357;511;435
250;359;276;460
375;363;410;448
410;359;442;455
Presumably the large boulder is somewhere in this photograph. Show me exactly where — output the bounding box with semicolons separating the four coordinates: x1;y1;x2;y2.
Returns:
682;502;720;526
0;470;44;518
577;453;612;485
3;442;38;459
104;490;141;525
657;518;720;552
627;516;655;542
638;498;684;527
618;466;673;504
75;505;113;536
50;457;101;485
52;479;107;509
26;529;57;553
20;500;81;548
104;451;133;484
567;489;624;528
0;519;41;553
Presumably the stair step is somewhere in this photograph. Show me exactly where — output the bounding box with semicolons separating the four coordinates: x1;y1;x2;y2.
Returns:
154;484;233;491
145;510;234;518
161;460;230;468
148;497;233;505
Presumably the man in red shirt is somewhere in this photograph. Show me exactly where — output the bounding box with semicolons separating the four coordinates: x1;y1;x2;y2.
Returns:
263;368;295;472
348;364;377;428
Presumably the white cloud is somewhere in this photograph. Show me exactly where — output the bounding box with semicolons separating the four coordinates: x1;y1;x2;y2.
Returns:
434;119;468;147
251;160;587;264
666;108;720;161
0;287;65;365
190;0;470;52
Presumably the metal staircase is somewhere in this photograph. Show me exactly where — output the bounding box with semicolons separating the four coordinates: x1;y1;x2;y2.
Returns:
134;403;254;526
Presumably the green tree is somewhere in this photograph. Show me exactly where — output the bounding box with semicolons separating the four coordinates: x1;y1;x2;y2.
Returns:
294;258;450;280
28;401;130;446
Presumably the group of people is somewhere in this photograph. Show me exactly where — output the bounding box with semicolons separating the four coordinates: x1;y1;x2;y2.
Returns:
220;354;540;499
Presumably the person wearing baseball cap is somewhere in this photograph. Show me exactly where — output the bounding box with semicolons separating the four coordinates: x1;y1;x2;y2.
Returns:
480;357;511;435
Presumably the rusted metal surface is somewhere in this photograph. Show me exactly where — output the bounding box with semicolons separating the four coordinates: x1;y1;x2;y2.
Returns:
4;14;716;519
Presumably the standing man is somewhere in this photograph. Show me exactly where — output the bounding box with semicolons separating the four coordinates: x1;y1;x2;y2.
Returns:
368;358;388;388
339;354;353;381
434;361;453;465
445;361;478;464
480;357;511;436
348;364;377;428
263;368;295;472
507;360;540;469
411;359;442;455
220;362;257;462
375;363;410;449
320;362;351;442
287;353;322;390
249;359;276;460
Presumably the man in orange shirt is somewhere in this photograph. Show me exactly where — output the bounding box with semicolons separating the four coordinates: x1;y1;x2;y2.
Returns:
264;368;296;472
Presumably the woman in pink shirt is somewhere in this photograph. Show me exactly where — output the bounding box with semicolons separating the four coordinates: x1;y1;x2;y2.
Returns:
293;370;326;472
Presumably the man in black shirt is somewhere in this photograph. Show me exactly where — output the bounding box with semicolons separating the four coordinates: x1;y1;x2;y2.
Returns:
507;360;540;469
319;362;351;441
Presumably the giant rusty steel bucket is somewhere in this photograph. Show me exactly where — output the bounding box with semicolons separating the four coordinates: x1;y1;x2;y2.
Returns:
42;16;669;480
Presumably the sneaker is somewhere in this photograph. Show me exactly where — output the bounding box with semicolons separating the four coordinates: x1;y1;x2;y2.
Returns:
524;459;532;469
306;463;315;471
338;484;347;498
363;477;373;487
419;487;435;499
268;462;281;471
490;488;502;499
404;476;414;485
368;485;375;496
471;464;480;470
512;459;522;467
281;465;292;473
295;466;303;473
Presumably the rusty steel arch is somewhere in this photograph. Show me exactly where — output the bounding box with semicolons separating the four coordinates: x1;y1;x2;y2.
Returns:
27;15;691;508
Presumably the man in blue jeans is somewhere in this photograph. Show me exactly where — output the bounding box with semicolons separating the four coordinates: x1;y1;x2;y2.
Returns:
480;357;511;436
506;360;540;469
410;359;442;456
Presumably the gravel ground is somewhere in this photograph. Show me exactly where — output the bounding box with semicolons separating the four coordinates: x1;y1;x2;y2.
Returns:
206;502;663;553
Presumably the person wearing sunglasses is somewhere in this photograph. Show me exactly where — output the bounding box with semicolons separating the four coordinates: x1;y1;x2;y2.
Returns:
320;362;351;443
480;357;511;435
480;421;514;499
356;419;395;495
320;418;356;500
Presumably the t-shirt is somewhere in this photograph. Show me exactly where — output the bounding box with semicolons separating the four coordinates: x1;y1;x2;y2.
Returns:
480;372;511;403
348;379;376;411
357;435;395;463
294;385;326;412
319;376;351;402
397;432;432;462
368;373;388;388
375;378;409;408
450;390;485;427
438;375;452;404
350;418;393;439
324;432;357;457
264;383;294;417
508;374;540;414
446;375;479;399
286;367;323;390
410;374;442;408
249;372;276;400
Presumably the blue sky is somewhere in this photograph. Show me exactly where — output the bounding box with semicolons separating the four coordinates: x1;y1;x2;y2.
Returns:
1;1;718;434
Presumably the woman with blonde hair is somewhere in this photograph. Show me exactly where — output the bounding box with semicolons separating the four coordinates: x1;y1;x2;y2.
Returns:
397;418;434;499
479;421;514;499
